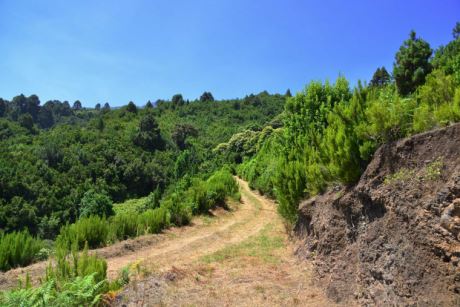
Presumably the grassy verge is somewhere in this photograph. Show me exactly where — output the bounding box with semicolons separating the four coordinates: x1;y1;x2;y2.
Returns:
201;223;284;264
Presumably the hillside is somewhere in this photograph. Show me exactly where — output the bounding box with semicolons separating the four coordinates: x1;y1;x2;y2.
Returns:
0;92;285;238
295;123;460;305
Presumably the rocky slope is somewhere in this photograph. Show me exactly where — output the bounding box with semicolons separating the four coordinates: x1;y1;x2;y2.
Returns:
295;123;460;305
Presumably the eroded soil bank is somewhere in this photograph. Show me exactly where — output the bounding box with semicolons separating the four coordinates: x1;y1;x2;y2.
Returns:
295;123;460;305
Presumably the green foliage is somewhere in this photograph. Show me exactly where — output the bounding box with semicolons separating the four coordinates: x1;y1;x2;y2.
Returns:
0;230;44;271
200;91;214;102
0;273;106;307
230;50;460;224
384;168;416;185
0;98;6;117
162;168;239;218
393;31;432;96
134;112;165;151
413;70;460;132
56;216;110;250
432;24;460;83
172;123;198;150
238;128;284;197
145;187;162;210
370;66;391;87
2;243;108;306
357;87;415;143
79;189;114;218
0;90;284;238
171;94;185;108
126;101;138;114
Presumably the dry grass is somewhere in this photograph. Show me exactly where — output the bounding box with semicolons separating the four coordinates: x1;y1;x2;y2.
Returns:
111;178;335;306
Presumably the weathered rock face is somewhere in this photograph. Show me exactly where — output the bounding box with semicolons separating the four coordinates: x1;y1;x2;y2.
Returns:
295;123;460;306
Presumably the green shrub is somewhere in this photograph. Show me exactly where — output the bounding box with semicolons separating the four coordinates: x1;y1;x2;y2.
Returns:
56;216;110;251
0;273;106;307
108;212;139;241
161;197;192;226
0;230;44;271
206;167;239;204
79;189;114;219
137;207;170;235
46;243;107;285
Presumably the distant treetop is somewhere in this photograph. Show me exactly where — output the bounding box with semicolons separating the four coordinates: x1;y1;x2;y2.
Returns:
200;91;214;102
126;101;138;113
370;67;391;87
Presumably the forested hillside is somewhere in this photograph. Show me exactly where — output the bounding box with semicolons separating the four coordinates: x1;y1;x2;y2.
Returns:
225;27;460;222
0;92;285;238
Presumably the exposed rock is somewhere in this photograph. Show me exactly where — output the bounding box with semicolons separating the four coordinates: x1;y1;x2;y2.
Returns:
295;123;460;306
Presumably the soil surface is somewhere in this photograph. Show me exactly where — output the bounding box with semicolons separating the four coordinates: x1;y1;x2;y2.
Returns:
295;123;460;306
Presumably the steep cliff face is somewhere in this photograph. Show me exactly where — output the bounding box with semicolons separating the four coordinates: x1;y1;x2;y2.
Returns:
295;123;460;305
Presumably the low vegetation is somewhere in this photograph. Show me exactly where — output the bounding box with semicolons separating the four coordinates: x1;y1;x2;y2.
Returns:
0;231;44;271
201;224;284;264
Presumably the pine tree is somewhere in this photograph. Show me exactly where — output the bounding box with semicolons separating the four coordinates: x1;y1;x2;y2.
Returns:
393;31;432;95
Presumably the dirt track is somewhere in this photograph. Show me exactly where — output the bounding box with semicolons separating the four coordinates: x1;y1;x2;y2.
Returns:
113;178;333;306
105;177;276;279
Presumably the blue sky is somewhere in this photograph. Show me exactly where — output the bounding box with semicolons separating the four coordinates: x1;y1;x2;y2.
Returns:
0;0;458;107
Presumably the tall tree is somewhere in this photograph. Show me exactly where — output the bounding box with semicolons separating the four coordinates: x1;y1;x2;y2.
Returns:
453;21;460;39
126;101;138;113
393;31;432;96
72;100;82;110
102;102;111;113
171;94;185;108
145;100;153;109
200;91;214;102
95;103;101;111
37;106;55;129
10;94;40;121
285;89;292;97
370;66;391;87
134;113;164;151
172;123;199;150
18;113;34;132
0;98;6;117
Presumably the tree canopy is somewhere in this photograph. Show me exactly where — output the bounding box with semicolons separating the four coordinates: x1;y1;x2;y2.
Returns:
393;31;432;95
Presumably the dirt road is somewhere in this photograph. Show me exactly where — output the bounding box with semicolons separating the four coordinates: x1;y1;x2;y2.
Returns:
113;178;333;306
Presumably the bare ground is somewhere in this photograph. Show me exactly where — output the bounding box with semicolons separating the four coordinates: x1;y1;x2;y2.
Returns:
112;178;333;306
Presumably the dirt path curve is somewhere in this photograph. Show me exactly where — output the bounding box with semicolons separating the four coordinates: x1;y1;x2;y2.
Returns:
114;179;334;306
105;177;276;278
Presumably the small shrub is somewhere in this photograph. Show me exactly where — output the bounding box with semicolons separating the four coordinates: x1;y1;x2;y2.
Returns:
56;216;110;251
108;213;139;241
79;189;114;218
384;168;416;185
137;207;170;235
161;198;192;226
0;273;106;307
424;158;443;181
46;243;107;285
0;230;43;271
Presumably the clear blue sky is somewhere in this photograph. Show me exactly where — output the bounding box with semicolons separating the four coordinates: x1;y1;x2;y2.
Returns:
0;0;458;107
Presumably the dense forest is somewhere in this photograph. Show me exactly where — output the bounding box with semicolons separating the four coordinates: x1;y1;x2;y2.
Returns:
0;23;459;305
0;92;284;237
